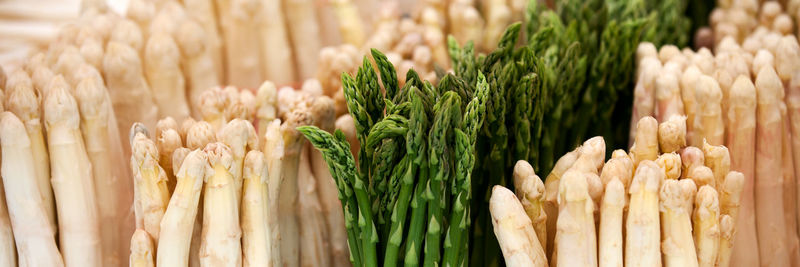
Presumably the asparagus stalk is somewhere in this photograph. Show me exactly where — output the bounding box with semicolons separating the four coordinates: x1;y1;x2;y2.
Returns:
513;160;547;252
216;0;263;88
598;177;625;267
331;0;366;47
702;140;731;188
543;149;579;257
694;185;720;267
0;112;64;266
175;19;221;119
556;170;597;267
625;160;663;267
263;120;284;266
198;88;228;131
217;119;259;201
129;229;155;267
655;73;684;122
629;116;659;168
279;109;312;267
693;75;725;146
110;19;144;54
0;89;13;267
256;0;296;85
157;129;182;193
283;0;321;80
781;103;800;265
45;75;102;267
717;171;744;267
658;115;687;153
4;71;57;237
75;76;127;266
660;179;698;267
630;57;661;144
157;150;209;266
791;74;800;236
241;150;272;267
130;128;170;244
726;75;759;267
687;165;716;189
754;66;792;267
180;118;197;143
255;81;278;138
491;185;547;267
297;145;331;267
144;32;190;121
199;142;242;267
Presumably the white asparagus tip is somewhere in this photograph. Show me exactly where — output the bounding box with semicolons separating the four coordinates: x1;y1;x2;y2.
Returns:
43;75;79;130
655;152;682;180
171;148;191;177
186;121;215;150
244;150;267;183
130;229;155;266
203;142;234;180
175;149;211;183
129;122;150;145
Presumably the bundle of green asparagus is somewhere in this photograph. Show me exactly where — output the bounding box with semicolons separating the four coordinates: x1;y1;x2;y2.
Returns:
302;48;490;266
631;1;800;266
492;115;745;267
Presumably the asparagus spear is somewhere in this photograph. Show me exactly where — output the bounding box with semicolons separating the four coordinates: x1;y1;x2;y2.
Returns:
255;81;278;139
297;145;331;267
157;129;182;194
283;0;322;80
4;71;57;237
680;147;705;180
217;119;259;201
556;170;597;267
174;19;220;119
660;179;698;267
0;112;64;266
630;57;661;143
110;19;144;54
130;128;170;244
182;0;223;81
694;185;720;267
727;75;760;267
255;0;295;85
0;90;14;267
512;160;547;253
241;150;272;267
717;171;744;267
625;161;663;267
543;148;579;257
263;120;284;266
754;66;792;267
279;110;312;267
186;121;217;150
656;152;682;180
490;186;547;267
45;75;102;267
129;229;155;267
199;142;242;267
157;150;209;266
629;116;659;168
598;177;625;267
655;73;684;122
215;0;263;88
658;115;687;153
144;31;190;121
702;140;731;188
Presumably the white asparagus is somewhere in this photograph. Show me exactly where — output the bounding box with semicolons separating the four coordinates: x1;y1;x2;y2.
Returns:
655;152;682;180
0;89;13;267
694;75;725;146
680;146;705;180
298;146;330;267
186;121;217;150
75;76;126;266
110;19;144;53
103;41;159;153
727;75;760;267
543;148;579;258
175;19;221;119
198;88;228;130
263;119;284;266
255;81;278;139
658;115;687;153
513;160;547;251
681;65;701;142
693;185;720;267
157;129;182;193
216;0;263;88
660;179;698;267
655;73;684;122
556;170;596;267
687;165;715;189
256;0;296;85
754;66;792;267
791;73;800;236
630;116;659;168
278;110;311;267
217;119;259;201
44;76;102;267
283;0;322;80
718;172;744;267
0;112;64;266
199;142;243;267
157;150;210;266
241;151;272;267
491;185;548;267
183;0;224;81
702;140;731;188
624;160;663;267
144;32;190;121
331;0;366;47
180;118;197;143
4;71;57;237
130;129;170;244
782;103;800;266
598;178;625;267
130;229;155;267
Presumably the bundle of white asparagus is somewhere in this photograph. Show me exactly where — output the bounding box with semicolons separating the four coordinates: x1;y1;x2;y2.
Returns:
630;1;800;266
492;116;745;267
126;81;357;267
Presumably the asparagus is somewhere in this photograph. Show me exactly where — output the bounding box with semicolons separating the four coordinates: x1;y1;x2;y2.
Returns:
241;151;272;267
174;19;220;119
283;0;321;80
717;171;744;267
263;120;284;266
157;150;209;266
0;90;13;267
278;110;312;267
625;161;663;267
199;142;242;267
680;147;705;180
156;129;182;193
556;170;597;267
490;186;547;267
512;160;547;252
216;119;259;201
629;116;659;168
130;128;170;244
694;185;720;267
0;112;64;266
129;229;155;267
660;179;698;267
4;71;56;237
658;115;687;153
702;140;731;188
215;0;263;88
655;73;684;122
144;31;190;121
186;121;216;150
543;149;579;257
182;0;223;81
297;146;330;267
598;178;625;267
255;81;278;139
45;76;102;267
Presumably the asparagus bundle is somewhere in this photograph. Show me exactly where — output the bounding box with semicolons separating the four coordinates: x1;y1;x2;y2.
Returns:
301;48;489;266
492;116;745;267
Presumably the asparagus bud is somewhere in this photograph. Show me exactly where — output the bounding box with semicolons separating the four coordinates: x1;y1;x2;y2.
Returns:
199;142;242;266
602;152;634;190
198;88;228;130
186;121;216;150
513;160;547;250
680;146;704;180
687;165;715;189
130;130;170;244
110;19;144;53
630;116;659;168
660;179;698;267
130;229;155;267
182;0;223;81
681;66;701;140
0;112;64;266
625;161;662;267
180;117;197;143
255;81;278;137
694;185;720;267
241;150;272;267
658;115;687;153
491;186;547;267
157;150;210;266
556;170;597;267
656;152;682;180
45;76;102;266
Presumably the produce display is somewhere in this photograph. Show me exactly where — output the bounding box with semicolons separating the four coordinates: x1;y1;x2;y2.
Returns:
1;0;800;266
